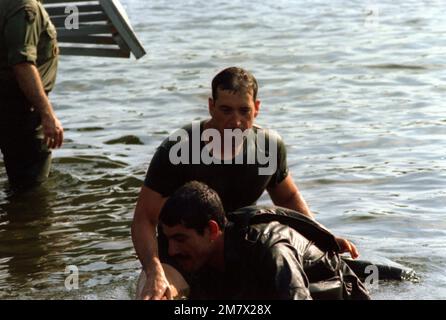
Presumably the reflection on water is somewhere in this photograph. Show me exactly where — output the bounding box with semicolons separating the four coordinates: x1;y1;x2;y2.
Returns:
1;0;445;299
0;187;54;298
0;157;141;299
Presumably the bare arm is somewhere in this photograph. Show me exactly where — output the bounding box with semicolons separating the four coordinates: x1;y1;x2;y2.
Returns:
268;175;359;258
131;185;170;299
13;62;63;149
267;175;314;219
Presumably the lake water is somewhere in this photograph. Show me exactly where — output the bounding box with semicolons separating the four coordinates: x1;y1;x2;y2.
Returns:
0;0;445;299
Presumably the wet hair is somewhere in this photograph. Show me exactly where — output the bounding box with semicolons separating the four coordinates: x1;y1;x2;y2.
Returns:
159;181;227;235
211;67;258;102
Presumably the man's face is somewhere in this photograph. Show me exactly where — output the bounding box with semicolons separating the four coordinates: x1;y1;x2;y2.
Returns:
162;223;213;272
209;89;260;134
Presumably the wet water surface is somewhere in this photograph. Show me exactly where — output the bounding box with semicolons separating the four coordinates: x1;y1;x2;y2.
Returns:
0;0;445;299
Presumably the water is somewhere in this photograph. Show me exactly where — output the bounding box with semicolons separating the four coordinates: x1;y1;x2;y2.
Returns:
1;0;445;299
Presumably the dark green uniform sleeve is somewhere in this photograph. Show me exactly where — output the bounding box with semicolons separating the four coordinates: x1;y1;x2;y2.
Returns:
4;5;41;66
260;242;312;300
143;146;183;197
267;133;289;188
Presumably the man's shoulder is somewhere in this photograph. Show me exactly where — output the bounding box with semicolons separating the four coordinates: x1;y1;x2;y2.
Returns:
0;0;42;29
229;205;277;218
228;206;292;237
225;213;283;256
252;124;285;144
2;0;39;16
234;221;289;259
228;205;336;248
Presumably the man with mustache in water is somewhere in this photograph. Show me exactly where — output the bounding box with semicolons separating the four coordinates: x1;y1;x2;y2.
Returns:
132;67;359;300
136;181;370;300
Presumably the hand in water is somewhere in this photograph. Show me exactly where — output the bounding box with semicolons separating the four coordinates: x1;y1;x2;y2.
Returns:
336;237;359;259
140;268;172;300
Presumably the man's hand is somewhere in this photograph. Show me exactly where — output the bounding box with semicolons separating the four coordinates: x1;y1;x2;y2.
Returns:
140;264;172;300
336;237;359;259
12;62;64;149
132;187;170;298
41;112;64;149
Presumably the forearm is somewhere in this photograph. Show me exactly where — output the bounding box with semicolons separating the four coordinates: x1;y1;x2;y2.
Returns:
131;215;162;274
280;192;314;219
268;176;314;219
12;62;55;118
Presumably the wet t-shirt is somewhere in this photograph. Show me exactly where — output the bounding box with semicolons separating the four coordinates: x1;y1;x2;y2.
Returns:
144;120;289;212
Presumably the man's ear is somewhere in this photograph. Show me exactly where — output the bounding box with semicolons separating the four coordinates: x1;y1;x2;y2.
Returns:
254;99;261;118
208;97;215;117
207;220;220;241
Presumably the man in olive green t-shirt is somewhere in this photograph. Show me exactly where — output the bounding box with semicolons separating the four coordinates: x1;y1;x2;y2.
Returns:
0;0;64;189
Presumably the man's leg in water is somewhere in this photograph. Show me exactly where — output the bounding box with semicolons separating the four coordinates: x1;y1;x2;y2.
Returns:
0;98;51;190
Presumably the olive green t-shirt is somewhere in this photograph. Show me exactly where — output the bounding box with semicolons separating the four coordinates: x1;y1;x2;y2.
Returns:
0;0;59;93
144;121;289;212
